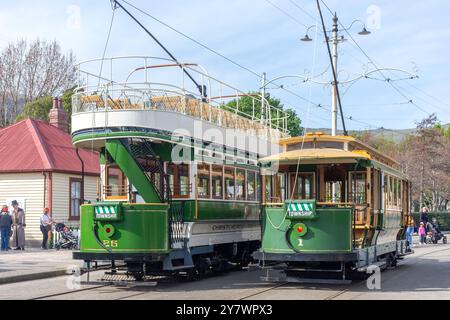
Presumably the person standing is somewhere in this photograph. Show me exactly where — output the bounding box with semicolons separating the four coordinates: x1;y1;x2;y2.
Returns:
0;206;13;251
420;207;429;225
40;208;53;250
406;217;415;250
12;200;25;251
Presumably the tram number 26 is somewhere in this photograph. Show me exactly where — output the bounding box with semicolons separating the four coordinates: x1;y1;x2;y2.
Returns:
103;240;119;248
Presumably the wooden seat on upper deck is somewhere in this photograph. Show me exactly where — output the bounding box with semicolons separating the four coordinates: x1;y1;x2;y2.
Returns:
81;95;104;107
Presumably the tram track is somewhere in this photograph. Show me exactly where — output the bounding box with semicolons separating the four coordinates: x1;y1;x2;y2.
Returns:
30;245;450;300
238;245;450;301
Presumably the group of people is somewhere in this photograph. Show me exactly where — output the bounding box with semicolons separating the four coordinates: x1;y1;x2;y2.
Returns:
0;202;55;252
406;207;441;249
0;201;26;251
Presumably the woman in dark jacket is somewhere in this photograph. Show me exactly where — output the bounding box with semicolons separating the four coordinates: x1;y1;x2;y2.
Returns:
0;206;13;251
420;207;429;224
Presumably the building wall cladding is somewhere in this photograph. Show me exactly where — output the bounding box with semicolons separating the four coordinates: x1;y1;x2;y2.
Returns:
52;173;99;228
0;173;46;247
0;172;99;247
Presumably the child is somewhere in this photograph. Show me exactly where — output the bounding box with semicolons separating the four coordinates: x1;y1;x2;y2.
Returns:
418;222;426;245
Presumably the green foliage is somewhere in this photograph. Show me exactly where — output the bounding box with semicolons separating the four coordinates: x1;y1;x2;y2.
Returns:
435;122;450;139
225;92;303;136
16;88;74;128
16;96;53;122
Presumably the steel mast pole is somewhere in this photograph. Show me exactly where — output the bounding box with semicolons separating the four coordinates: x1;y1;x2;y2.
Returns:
331;14;339;137
261;72;267;125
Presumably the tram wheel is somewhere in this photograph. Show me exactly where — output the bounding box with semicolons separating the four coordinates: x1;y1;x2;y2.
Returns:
186;258;208;281
386;253;397;269
133;272;145;282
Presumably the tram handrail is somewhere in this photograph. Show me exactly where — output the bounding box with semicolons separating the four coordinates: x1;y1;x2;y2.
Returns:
73;56;290;137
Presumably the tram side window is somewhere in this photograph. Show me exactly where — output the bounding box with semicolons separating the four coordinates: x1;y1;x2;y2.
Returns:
389;176;394;206
247;171;257;201
168;164;190;198
236;169;246;200
224;167;235;200
349;172;366;204
198;163;211;199
211;165;223;200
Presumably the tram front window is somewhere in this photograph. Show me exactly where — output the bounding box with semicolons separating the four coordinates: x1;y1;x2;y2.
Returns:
323;165;346;203
105;165;128;199
289;173;314;200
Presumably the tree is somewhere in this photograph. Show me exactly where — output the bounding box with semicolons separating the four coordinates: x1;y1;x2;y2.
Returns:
226;92;303;136
0;39;76;127
352;116;449;212
16;96;53;122
16;88;75;129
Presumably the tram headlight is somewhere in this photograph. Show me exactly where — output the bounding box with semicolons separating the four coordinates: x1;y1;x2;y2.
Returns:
293;223;308;237
104;224;116;238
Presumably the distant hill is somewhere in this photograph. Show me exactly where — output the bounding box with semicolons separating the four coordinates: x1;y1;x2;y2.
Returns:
305;128;415;142
307;124;449;142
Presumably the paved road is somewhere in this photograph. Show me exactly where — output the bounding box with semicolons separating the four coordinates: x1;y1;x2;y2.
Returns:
2;243;449;300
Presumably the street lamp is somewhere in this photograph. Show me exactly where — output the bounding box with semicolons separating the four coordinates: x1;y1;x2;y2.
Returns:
301;15;371;136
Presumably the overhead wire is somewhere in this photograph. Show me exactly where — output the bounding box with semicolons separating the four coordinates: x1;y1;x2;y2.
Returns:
264;0;309;28
319;0;431;117
118;0;417;135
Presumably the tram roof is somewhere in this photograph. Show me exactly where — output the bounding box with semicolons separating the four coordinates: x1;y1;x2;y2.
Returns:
278;133;399;167
259;148;371;165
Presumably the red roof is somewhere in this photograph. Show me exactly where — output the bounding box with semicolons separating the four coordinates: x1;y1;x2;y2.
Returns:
0;119;100;175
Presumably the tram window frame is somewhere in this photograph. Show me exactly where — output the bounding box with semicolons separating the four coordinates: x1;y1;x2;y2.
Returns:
236;169;246;201
247;171;257;202
167;163;191;199
264;175;273;203
104;163;129;201
348;172;367;204
211;165;224;200
272;174;286;203
224;167;236;200
289;172;315;200
197;163;211;199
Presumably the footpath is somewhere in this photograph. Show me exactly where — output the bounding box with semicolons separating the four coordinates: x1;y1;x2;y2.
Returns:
0;249;82;285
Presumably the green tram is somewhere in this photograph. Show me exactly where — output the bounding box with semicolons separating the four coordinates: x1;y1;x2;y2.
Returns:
71;56;288;279
253;133;412;283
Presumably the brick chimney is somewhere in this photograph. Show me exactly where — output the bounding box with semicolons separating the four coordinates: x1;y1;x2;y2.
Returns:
48;97;68;132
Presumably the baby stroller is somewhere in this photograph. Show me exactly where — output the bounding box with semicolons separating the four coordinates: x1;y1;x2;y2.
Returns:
426;221;447;244
54;223;79;250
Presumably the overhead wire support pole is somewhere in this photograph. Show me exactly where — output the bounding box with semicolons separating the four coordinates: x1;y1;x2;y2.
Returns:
111;0;206;98
315;0;348;136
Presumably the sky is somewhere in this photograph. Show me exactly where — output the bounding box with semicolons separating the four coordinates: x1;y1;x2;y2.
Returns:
0;0;449;131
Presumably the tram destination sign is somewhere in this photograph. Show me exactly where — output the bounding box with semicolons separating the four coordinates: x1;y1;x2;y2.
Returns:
94;204;122;221
287;201;316;220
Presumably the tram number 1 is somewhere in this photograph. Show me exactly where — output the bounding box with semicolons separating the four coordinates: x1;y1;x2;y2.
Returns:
103;240;119;248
